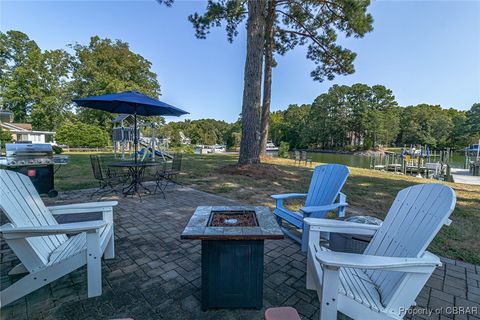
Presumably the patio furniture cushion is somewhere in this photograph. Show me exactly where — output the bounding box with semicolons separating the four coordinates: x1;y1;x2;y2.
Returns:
264;307;301;320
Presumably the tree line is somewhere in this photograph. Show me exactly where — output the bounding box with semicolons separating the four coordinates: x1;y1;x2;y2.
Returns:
162;84;479;152
268;84;480;151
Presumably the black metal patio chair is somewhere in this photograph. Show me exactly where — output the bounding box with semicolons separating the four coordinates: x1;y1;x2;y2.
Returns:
301;151;312;167
139;161;167;198
159;153;183;190
89;155;128;199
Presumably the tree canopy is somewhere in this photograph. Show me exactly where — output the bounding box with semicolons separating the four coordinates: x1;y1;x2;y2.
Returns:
189;0;373;81
466;103;480;142
1;30;44;123
267;84;478;151
305;84;399;149
71;36;161;130
0;31;161;145
160;118;232;146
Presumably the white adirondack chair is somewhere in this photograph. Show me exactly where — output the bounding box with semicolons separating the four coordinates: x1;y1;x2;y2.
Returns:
0;169;117;307
306;183;455;320
271;164;349;251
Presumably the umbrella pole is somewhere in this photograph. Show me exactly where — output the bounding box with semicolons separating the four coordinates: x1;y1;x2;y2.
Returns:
134;110;138;164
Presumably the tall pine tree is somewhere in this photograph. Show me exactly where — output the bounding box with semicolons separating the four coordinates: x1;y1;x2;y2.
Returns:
188;0;373;161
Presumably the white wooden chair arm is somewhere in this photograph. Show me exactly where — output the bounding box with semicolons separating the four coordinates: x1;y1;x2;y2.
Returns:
315;250;440;273
48;201;118;215
271;193;307;200
305;218;380;236
0;221;107;239
300;203;348;214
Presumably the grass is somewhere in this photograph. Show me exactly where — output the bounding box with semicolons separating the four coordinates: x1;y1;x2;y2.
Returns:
55;152;112;190
56;152;480;264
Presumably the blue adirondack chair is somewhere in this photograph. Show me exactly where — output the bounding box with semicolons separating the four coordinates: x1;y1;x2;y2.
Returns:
271;164;349;251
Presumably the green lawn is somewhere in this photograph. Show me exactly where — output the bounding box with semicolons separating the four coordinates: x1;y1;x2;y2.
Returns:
56;152;480;264
55;152;112;190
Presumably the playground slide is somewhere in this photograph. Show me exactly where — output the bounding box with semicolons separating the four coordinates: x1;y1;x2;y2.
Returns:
139;142;174;159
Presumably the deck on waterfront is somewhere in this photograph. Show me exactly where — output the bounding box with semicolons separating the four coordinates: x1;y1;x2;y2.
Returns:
450;168;480;185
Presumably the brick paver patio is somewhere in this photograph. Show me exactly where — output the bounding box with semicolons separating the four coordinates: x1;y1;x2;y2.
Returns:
1;186;479;320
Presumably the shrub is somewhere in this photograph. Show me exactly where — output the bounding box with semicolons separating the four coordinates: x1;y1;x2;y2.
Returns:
170;145;195;154
56;122;109;147
279;141;290;158
52;145;63;154
0;127;12;144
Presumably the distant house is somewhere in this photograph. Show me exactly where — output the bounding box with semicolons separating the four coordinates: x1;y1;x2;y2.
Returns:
0;110;56;144
179;131;191;145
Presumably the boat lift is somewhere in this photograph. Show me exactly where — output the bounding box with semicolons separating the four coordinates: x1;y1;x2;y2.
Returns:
370;145;447;179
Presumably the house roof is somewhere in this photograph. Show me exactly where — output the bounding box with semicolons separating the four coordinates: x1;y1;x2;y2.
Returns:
0;123;54;134
1;123;30;132
112;114;133;123
11;123;32;130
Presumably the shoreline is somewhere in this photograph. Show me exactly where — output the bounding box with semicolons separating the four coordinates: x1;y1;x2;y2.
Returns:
305;149;386;156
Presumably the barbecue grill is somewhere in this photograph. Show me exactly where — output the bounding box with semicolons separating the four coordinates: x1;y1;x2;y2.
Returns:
0;143;69;197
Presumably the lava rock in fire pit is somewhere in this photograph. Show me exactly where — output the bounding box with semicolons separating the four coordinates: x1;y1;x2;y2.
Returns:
209;210;258;227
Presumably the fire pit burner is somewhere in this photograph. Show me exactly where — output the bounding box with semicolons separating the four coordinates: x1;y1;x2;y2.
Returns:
209;210;258;227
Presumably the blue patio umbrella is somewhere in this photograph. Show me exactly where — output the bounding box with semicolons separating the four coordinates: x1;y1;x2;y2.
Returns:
73;91;189;163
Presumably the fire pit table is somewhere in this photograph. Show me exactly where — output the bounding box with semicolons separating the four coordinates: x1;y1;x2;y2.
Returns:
181;206;284;310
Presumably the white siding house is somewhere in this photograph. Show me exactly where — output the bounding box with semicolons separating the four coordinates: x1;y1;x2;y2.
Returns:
0;111;56;144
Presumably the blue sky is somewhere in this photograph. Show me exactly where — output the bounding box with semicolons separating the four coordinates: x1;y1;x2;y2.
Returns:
1;0;479;123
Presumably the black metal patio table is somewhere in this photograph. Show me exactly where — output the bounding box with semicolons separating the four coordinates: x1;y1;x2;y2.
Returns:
109;161;160;197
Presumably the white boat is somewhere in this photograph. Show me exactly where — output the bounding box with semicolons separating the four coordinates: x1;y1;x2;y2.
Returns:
266;141;279;152
465;144;479;153
195;144;226;154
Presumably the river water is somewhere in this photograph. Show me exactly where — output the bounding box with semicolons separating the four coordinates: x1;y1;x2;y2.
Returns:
300;152;466;169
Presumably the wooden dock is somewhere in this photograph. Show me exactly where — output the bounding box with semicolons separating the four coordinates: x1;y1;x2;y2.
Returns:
450;168;480;186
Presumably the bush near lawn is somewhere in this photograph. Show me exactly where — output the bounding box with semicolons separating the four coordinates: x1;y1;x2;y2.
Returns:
56;122;109;147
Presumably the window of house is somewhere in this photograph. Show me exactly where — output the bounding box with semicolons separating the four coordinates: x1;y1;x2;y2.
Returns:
17;134;29;141
31;134;41;142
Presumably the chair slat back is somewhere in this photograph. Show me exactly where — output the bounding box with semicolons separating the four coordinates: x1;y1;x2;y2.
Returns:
0;170;67;268
172;153;183;171
90;155;104;180
301;151;307;161
364;183;455;306
304;164;349;211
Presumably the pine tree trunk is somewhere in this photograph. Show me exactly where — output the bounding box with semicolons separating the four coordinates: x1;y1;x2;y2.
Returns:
259;0;275;157
238;0;266;165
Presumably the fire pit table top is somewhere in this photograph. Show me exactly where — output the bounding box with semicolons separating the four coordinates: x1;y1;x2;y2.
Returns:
181;206;284;240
